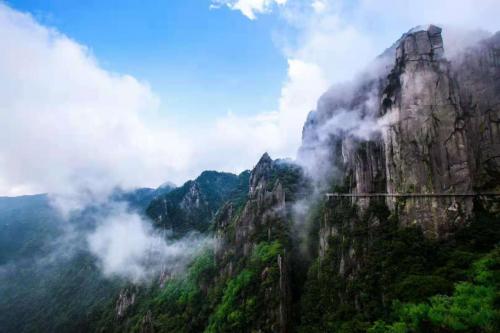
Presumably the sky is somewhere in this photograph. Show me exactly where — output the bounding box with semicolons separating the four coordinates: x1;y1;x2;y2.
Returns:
0;0;499;207
4;0;288;124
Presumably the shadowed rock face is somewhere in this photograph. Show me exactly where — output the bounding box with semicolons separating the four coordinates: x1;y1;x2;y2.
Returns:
453;32;500;189
385;25;470;195
300;25;500;237
214;153;292;333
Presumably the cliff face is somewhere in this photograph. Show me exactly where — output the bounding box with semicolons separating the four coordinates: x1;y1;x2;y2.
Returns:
92;26;500;333
453;33;500;189
213;153;296;333
295;28;500;333
301;25;500;238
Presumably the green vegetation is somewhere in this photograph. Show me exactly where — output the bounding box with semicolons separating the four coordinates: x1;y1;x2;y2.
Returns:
206;240;285;333
0;194;63;264
3;161;499;333
369;247;500;332
94;249;218;333
94;240;286;333
267;160;308;201
298;200;500;332
0;195;124;333
146;170;249;236
205;269;256;333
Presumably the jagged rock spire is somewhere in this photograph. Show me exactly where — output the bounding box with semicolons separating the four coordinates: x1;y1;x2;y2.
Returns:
257;152;272;165
249;152;274;197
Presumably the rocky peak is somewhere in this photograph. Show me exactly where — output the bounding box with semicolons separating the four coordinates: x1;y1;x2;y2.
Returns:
259;151;272;163
396;24;444;64
212;152;291;332
249;152;274;198
300;25;500;237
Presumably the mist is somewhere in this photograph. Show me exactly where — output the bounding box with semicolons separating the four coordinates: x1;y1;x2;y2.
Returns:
289;22;497;256
87;203;213;283
2;0;499;289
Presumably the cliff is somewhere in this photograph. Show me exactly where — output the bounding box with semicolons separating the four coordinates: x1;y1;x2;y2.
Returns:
90;25;500;333
300;25;500;238
211;153;304;332
297;26;500;332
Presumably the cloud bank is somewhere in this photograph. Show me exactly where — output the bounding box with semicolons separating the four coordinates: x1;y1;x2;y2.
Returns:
0;4;215;283
3;1;498;206
0;2;324;208
0;3;192;212
210;0;500;180
87;204;212;282
0;0;498;283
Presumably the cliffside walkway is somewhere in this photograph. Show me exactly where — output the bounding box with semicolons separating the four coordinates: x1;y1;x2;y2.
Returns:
326;192;500;198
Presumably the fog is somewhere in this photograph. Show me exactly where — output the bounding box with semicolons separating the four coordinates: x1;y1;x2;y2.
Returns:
87;203;212;283
1;0;499;284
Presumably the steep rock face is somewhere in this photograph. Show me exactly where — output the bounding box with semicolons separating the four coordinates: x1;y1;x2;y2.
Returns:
297;27;500;328
301;25;500;238
382;25;474;234
236;153;287;257
384;25;467;195
213;153;297;333
115;288;137;318
453;32;500;189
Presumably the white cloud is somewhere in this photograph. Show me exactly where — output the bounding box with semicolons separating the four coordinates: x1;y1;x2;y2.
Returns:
276;59;329;154
0;3;324;209
211;0;500;171
311;0;327;13
2;0;500;209
0;4;194;213
359;0;500;33
202;59;328;166
87;204;212;282
211;0;288;20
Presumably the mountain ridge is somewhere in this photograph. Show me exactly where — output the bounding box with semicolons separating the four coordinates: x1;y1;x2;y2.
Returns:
1;25;499;333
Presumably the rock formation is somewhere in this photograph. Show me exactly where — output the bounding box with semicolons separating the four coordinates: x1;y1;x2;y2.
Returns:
214;153;293;332
300;25;500;238
92;25;500;333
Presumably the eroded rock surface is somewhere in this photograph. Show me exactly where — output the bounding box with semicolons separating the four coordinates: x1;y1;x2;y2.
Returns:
300;25;500;238
214;153;292;333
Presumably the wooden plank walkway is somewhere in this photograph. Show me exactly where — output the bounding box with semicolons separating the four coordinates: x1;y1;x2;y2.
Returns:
326;192;500;198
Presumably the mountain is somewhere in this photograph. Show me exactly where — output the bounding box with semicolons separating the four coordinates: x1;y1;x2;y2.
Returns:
92;155;305;333
2;25;500;333
297;25;500;331
0;194;62;265
146;170;250;236
0;171;248;333
0;186;173;333
300;25;500;237
0;194;125;333
112;183;176;212
94;25;500;333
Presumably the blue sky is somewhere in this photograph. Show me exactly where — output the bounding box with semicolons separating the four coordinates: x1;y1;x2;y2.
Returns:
6;0;287;123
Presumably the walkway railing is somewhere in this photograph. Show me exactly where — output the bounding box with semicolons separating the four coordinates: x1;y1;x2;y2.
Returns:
326;192;500;198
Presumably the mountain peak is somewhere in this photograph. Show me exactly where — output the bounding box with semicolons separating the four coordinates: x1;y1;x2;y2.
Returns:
257;152;272;165
407;24;441;34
